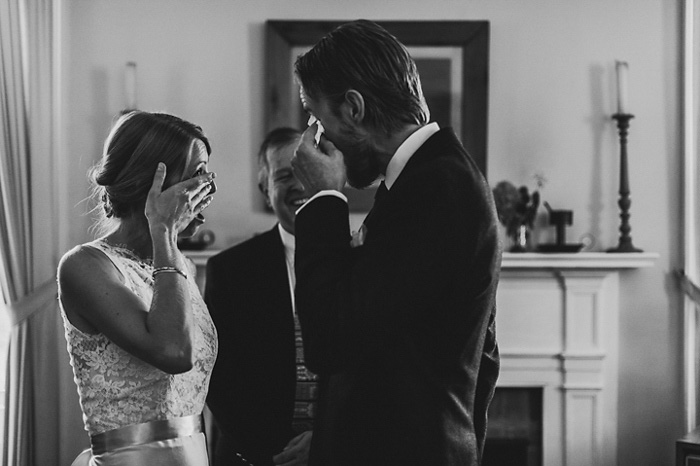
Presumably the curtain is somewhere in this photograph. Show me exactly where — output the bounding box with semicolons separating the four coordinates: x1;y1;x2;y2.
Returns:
682;0;700;432
0;1;87;465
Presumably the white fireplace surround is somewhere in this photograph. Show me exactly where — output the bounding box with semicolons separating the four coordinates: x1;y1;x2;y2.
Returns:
496;252;658;466
187;250;658;466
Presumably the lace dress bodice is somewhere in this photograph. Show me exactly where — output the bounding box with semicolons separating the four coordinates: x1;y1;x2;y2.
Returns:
59;239;218;436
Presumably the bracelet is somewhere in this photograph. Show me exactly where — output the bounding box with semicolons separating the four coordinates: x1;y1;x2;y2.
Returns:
152;266;188;280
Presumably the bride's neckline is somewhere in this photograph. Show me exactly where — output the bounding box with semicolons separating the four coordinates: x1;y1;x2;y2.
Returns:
99;238;154;267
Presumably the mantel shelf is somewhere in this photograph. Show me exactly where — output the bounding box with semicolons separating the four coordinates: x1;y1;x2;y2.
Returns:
186;250;660;270
501;251;659;270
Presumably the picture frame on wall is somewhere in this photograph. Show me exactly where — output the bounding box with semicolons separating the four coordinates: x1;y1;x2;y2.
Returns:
264;20;490;211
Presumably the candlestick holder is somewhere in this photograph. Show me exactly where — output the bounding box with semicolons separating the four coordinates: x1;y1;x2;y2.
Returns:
607;113;642;253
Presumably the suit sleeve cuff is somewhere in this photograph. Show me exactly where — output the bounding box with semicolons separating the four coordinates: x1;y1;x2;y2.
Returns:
295;190;347;215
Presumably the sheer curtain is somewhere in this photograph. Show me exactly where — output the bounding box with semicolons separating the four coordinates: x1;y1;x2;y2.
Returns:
683;0;700;432
0;1;86;465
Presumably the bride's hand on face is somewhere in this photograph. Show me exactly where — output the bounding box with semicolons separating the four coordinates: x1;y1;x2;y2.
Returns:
145;163;216;234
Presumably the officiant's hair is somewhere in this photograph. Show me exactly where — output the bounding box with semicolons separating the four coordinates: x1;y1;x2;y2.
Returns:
88;110;211;234
294;19;429;136
257;127;301;194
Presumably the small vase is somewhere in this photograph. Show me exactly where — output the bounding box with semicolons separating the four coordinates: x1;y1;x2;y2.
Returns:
509;224;530;252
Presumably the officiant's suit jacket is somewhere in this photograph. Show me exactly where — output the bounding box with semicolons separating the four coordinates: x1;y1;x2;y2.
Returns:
204;226;296;466
295;128;502;466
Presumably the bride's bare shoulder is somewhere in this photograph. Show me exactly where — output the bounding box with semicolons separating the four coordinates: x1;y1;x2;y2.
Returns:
58;243;120;289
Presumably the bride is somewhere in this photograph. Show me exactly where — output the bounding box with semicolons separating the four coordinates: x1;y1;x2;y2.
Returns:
58;111;218;465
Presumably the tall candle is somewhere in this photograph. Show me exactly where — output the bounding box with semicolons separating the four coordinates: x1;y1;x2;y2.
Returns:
615;60;629;114
125;62;137;110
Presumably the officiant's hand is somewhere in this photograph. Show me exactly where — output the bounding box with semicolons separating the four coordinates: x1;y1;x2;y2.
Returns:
292;123;346;195
273;430;312;466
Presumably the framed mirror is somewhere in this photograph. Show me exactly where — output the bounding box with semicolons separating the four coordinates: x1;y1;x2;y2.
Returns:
264;20;489;210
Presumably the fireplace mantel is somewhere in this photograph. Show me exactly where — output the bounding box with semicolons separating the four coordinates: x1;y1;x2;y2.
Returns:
187;250;660;270
186;250;658;466
501;251;659;269
495;251;658;466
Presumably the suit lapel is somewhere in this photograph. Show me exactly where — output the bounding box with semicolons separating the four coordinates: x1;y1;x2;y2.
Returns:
265;226;294;315
362;128;464;231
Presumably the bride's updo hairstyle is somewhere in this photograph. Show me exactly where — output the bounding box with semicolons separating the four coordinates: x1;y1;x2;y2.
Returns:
89;111;211;234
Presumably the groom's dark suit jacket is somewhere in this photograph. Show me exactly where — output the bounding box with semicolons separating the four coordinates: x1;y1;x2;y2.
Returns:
204;226;296;466
295;128;502;466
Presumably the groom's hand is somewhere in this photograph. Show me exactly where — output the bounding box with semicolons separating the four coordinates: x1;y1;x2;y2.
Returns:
292;123;346;195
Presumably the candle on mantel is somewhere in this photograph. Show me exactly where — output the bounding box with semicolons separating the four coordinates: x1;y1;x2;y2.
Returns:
615;60;629;114
125;62;137;110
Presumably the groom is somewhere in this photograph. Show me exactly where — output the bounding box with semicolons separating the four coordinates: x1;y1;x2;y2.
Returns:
291;20;502;466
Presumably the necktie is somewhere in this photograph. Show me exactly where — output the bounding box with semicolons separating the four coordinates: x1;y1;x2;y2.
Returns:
292;314;317;434
374;180;389;204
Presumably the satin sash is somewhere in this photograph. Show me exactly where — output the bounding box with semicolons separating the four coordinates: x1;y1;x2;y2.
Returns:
91;414;203;455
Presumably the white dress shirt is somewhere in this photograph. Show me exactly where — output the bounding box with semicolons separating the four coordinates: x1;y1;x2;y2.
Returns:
278;223;296;315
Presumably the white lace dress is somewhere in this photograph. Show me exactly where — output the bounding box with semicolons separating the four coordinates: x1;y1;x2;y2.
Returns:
60;239;218;464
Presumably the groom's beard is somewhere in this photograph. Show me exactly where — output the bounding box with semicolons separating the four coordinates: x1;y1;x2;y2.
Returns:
343;139;383;190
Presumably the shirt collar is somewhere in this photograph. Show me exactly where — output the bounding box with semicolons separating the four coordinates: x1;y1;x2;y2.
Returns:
278;223;295;252
384;122;440;189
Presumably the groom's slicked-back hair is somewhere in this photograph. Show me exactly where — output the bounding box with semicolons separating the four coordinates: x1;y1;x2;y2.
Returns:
294;19;429;136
